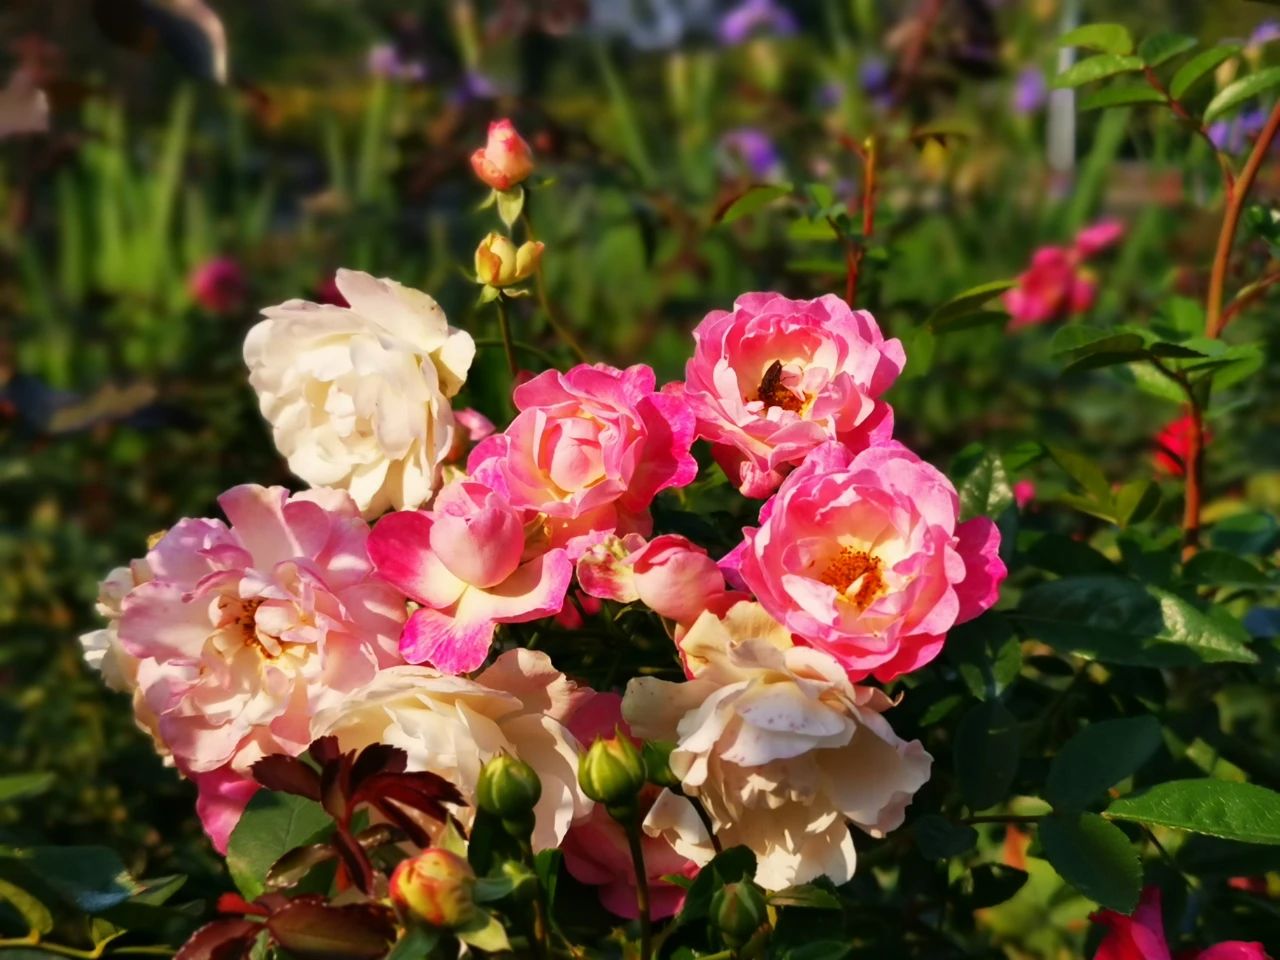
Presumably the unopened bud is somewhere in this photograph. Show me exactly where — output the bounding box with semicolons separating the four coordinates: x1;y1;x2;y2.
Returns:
578;733;646;810
389;848;477;929
475;232;543;288
476;754;542;820
643;740;680;790
470;119;534;191
711;880;768;948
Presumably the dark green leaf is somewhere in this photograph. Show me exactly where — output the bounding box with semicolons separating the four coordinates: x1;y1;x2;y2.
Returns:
384;925;439;960
1046;717;1164;812
1205;67;1280;123
717;183;792;224
913;815;978;860
1054;54;1145;88
767;883;842;910
678;846;756;925
956;451;1015;521
927;279;1015;328
1210;512;1280;556
1058;23;1134;55
1078;82;1167;112
1114;481;1161;527
952;864;1028;909
0;847;138;914
226;793;332;900
945;614;1021;701
1047;445;1112;503
1183;550;1266;587
1138;33;1197;67
954;701;1021;811
1170;45;1241;100
1106;779;1280;844
1039;814;1141;911
1016;576;1258;667
0;774;56;805
265;843;336;891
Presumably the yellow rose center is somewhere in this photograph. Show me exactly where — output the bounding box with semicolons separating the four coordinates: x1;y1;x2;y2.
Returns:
754;360;806;413
819;547;886;610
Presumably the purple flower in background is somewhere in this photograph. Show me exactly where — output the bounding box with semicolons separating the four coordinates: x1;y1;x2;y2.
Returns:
1013;66;1047;114
718;0;797;46
720;127;782;180
1208;107;1269;153
449;70;499;106
1249;20;1280;48
366;43;427;82
858;55;894;110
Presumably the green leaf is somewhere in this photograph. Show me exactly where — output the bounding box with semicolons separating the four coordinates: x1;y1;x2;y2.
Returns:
1183;550;1267;587
1210;512;1280;556
954;701;1021;811
945;614;1021;701
678;846;756;925
1015;577;1258;667
226;793;332;901
1058;23;1134;55
1079;83;1167;112
951;863;1029;909
385;926;439;960
0;773;55;804
0;877;54;934
456;912;511;953
495;185;524;229
1170;45;1241;100
1057;332;1149;373
1106;779;1280;844
767;883;842;910
717;183;792;224
927;279;1015;329
1138;33;1198;67
1114;480;1161;527
0;847;138;914
1204;67;1280;123
913;815;979;860
956;451;1014;521
1047;445;1112;504
1039;814;1141;912
1046;717;1164;812
1053;54;1145;88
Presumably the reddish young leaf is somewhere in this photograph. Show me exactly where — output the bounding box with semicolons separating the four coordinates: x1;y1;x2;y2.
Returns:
332;826;375;895
309;736;342;767
349;743;407;791
266;898;395;960
175;919;259;960
251;754;322;801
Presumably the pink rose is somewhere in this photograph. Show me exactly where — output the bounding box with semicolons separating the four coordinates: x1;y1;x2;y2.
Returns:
723;441;1006;682
112;484;406;850
470;118;534;191
576;533;729;624
189;256;246;314
468;364;697;557
560;692;697;919
682;292;905;498
1003;219;1125;329
368;479;573;674
1092;886;1271;960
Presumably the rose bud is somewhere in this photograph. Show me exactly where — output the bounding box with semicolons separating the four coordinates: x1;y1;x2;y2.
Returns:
476;754;542;829
389;848;477;929
188;256;246;314
578;734;647;813
711;880;768;948
642;740;680;790
474;232;544;288
470;118;535;191
631;534;727;624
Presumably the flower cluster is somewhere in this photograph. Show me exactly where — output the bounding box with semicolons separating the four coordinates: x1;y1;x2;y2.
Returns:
82;118;1007;911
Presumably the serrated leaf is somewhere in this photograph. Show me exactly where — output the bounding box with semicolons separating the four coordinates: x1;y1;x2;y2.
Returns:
1047;717;1164;812
226;793;332;900
1054;54;1145;88
1079;83;1167;112
716;183;792;224
954;701;1021;811
1016;576;1258;667
1138;33;1197;67
1106;779;1280;844
927;279;1015;328
1059;23;1134;55
1039;814;1141;912
1170;45;1241;100
1204;67;1280;123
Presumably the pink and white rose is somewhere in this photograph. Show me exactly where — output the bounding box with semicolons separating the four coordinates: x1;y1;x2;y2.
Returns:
576;533;731;625
109;484;406;850
682;292;905;498
312;649;588;851
723;441;1005;682
468;363;697;556
368;479;572;674
623;601;932;891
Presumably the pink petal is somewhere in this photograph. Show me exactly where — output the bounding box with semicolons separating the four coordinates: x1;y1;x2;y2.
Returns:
399;604;495;674
368;510;466;607
191;768;260;854
952;516;1006;625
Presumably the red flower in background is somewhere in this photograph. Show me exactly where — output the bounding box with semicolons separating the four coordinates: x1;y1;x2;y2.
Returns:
1004;219;1125;329
1154;415;1209;478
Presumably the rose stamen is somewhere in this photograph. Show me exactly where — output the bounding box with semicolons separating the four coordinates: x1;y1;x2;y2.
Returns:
754;360;805;413
819;547;885;610
217;596;285;658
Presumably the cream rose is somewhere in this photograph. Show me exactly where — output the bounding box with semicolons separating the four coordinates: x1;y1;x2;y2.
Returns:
623;601;932;891
311;650;590;851
245;269;476;517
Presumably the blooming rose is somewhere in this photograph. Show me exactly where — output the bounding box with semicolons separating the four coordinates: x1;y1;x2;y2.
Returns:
682;292;904;498
623;600;932;891
367;479;572;673
1092;886;1271;960
245;268;475;518
470;118;535;190
560;692;697;919
1003;219;1124;329
189;256;246;314
723;441;1006;682
109;485;406;850
311;650;588;851
577;533;731;624
468;364;697;556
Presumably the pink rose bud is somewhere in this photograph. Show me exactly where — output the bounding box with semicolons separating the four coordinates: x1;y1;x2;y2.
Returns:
390;849;477;929
631;534;726;624
470;119;535;191
188;256;246;314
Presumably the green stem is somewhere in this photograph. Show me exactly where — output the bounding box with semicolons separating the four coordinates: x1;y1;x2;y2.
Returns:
493;295;519;379
472;337;561;369
0;934;138;959
517;837;551;960
519;210;589;363
622;815;653;960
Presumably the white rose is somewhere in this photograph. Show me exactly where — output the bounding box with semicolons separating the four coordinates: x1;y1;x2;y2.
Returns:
244;269;476;517
311;650;589;851
623;601;932;891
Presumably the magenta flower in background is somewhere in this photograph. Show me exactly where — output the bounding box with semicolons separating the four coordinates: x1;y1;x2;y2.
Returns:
718;0;797;45
188;256;246;314
1003;219;1125;328
719;127;783;180
1091;886;1271;960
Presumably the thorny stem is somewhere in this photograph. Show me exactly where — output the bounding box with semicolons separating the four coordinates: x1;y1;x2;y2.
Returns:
519;210;590;363
837;135;878;306
494;294;519;380
621;814;653;960
1183;98;1280;558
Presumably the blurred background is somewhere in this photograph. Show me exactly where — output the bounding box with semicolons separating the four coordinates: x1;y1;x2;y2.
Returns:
3;0;1280;913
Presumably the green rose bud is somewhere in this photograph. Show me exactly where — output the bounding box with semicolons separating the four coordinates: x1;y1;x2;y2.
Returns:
390;848;477;929
642;740;680;789
711;880;768;948
476;754;543;819
578;733;647;810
